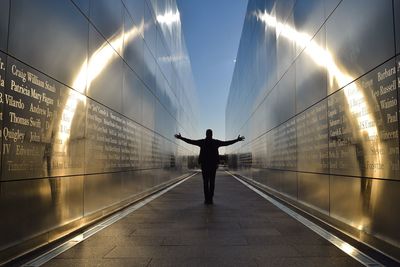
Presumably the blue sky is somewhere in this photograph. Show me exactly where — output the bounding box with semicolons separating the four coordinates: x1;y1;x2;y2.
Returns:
177;0;248;140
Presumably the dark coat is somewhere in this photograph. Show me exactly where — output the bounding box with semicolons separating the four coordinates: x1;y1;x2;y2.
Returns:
179;137;238;167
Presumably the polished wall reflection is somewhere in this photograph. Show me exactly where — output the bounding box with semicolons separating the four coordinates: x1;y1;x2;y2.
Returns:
226;0;400;260
0;0;198;264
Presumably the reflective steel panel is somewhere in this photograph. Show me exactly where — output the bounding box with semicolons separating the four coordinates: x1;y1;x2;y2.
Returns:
120;170;145;200
144;1;156;56
83;173;122;216
265;31;278;94
328;59;399;179
141;85;155;129
123;10;144;78
396;0;400;55
141;127;155;168
87;26;123;113
324;0;341;19
277;64;295;123
368;178;400;248
154;97;165;136
293;0;324;55
0;0;197;263
330;175;366;230
2;57;85;180
0;176;83;250
296;99;329;173
295;27;327;113
276;13;295;78
227;0;400;259
251;136;266;169
0;0;9;52
8;0;88;90
0;51;5;168
326;0;394;93
298;173;329;213
329;174;400;244
122;64;143;123
123;0;145;31
143;44;157;93
85;99;125;173
265;87;278;131
121;118;142;170
280;170;297;199
275;0;295;25
71;0;89;16
270;119;296;171
89;0;124;55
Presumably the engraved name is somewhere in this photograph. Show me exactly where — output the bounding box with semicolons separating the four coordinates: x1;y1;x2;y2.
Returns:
0;57;5;70
10;80;30;96
11;65;27;82
377;66;396;82
3;127;25;143
380;98;397;110
9;112;41;128
5;94;24;109
27;72;56;92
29;103;47;116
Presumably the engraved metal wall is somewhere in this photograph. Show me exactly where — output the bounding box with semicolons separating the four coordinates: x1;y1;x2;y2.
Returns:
0;0;199;264
226;0;400;259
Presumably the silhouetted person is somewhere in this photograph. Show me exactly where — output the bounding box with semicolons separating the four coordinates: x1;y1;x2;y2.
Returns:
175;129;245;204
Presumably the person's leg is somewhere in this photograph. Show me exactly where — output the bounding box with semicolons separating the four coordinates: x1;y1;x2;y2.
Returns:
201;168;210;203
209;167;217;203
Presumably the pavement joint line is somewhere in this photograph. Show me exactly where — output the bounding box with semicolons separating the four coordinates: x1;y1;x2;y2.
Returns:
226;170;382;267
21;172;198;267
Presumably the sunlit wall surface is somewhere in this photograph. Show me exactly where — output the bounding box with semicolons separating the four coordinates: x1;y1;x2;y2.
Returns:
226;0;400;259
0;0;199;263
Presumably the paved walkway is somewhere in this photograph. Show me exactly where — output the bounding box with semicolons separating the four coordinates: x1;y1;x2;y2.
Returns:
43;171;361;267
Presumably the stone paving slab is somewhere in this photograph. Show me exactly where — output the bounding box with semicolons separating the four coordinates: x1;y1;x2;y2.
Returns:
44;171;362;267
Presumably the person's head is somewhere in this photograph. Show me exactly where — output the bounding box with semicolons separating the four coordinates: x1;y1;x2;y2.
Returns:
206;129;213;139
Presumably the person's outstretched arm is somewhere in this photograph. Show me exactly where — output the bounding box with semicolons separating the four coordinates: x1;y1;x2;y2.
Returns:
218;135;245;147
175;133;202;146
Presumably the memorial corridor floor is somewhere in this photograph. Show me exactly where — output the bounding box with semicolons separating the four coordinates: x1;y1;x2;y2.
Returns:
42;171;362;267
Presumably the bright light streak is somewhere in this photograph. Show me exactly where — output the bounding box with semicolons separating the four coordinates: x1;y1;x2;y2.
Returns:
340;243;356;255
255;10;383;175
71;234;84;243
157;11;180;25
53;23;144;161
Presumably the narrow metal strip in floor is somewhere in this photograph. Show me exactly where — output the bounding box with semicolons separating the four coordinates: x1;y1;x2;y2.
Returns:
226;171;382;267
22;172;198;267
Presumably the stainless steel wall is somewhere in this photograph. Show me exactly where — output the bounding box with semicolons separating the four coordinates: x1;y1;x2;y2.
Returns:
226;0;400;259
0;0;199;264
